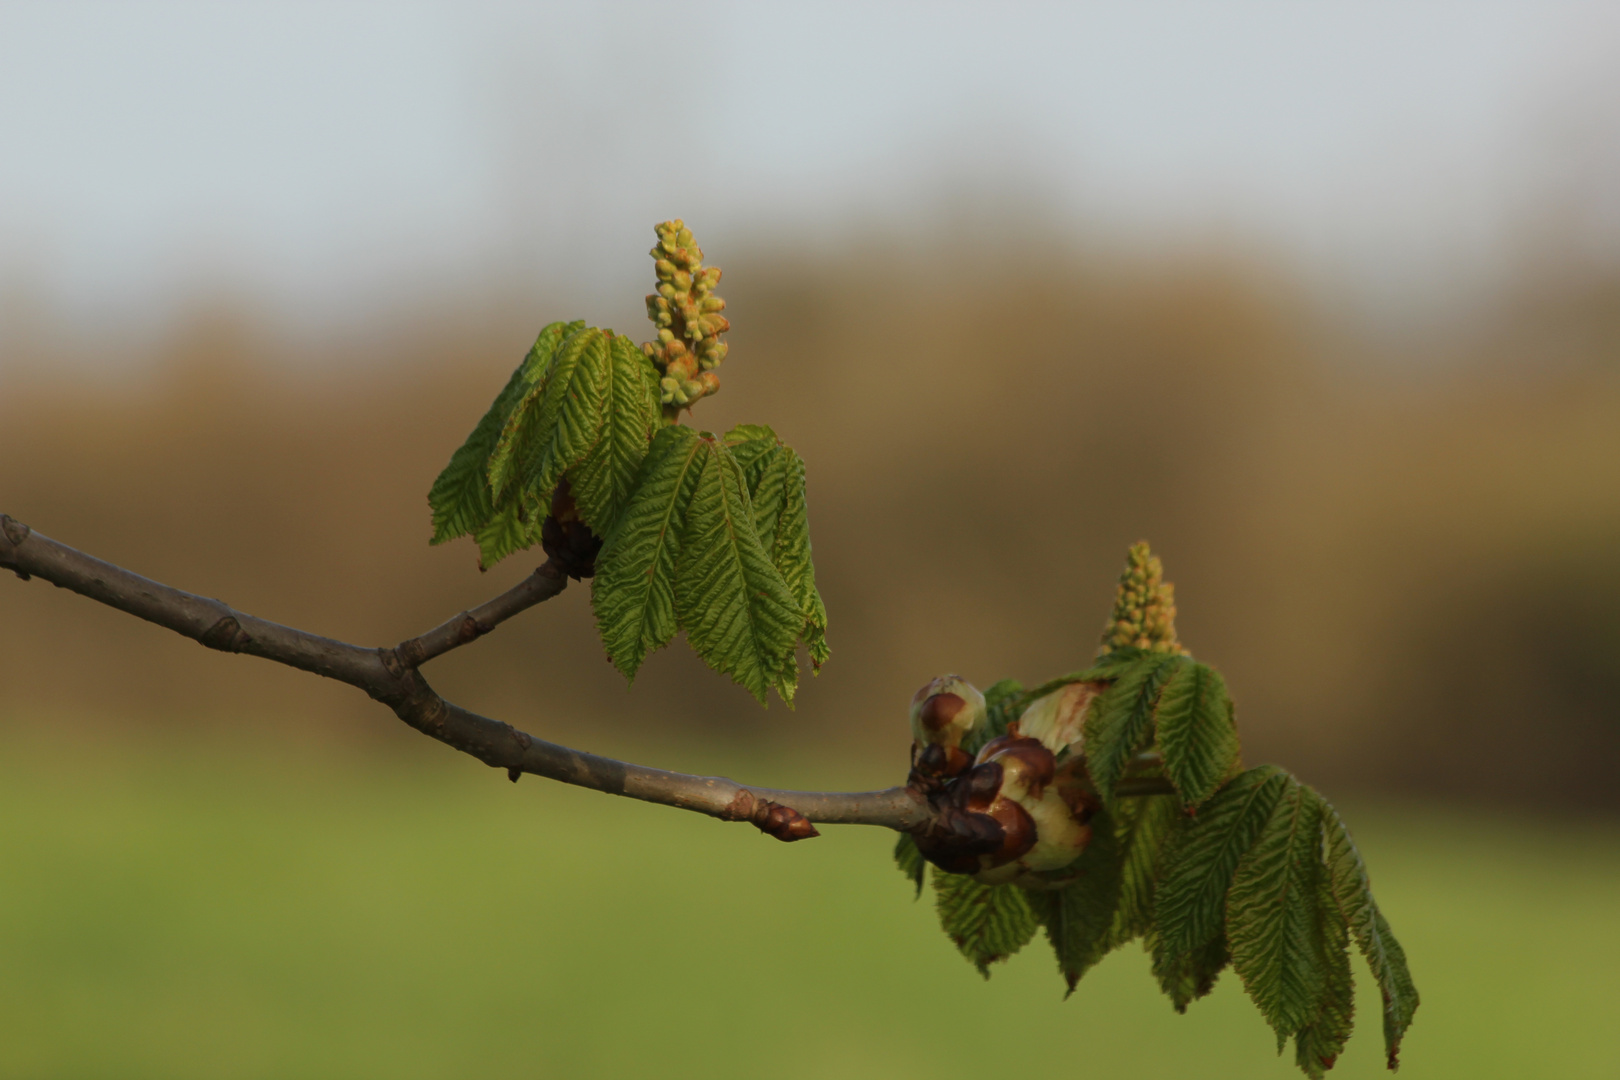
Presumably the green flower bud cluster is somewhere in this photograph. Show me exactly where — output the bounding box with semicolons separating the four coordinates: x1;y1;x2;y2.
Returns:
1099;541;1187;657
642;220;730;413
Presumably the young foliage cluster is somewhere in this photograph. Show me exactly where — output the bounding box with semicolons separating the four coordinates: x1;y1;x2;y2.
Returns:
426;222;826;703
419;222;1414;1075
895;545;1418;1078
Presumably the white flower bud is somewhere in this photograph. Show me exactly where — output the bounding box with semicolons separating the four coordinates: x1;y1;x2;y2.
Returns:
1017;681;1104;756
908;674;986;750
965;734;1091;884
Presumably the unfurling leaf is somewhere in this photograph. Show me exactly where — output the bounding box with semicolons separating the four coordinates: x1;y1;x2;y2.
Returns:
1107;791;1184;948
932;869;1039;977
490;327;611;518
1227;774;1327;1050
1025;807;1124;994
725;424;830;697
472;497;542;571
1295;862;1356;1079
568;333;662;534
969;677;1025;756
590;426;824;704
428;320;578;546
1084;650;1188;810
893;833;925;899
1149;929;1232;1015
427;224;831;705
591;424;705;680
1155;661;1241;810
673;434;803;704
428;320;661;569
1152;765;1288;1008
1321;799;1419;1069
893;539;1413;1077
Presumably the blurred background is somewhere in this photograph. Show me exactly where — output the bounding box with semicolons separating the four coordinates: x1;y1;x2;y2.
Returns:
1;3;1617;1077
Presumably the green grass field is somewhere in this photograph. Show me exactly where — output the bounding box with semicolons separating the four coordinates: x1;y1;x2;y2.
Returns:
0;728;1616;1079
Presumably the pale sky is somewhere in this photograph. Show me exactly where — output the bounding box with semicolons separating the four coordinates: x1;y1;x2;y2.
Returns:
1;2;1617;337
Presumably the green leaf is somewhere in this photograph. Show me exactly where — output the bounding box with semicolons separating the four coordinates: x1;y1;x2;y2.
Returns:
723;424;780;485
436;319;627;570
1152;765;1289;1009
472;496;542;571
724;425;831;700
740;441;790;540
595;424;825;705
1083;645;1159;679
1149;929;1231;1015
1155;661;1242;810
932;869;1039;977
1108;792;1184;948
591;425;705;680
484;324;585;498
1155;767;1288;968
427;320;575;545
983;678;1025;716
1321;799;1419;1069
568;333;661;535
767;446;829;683
503;327;611;509
1017;648;1146;708
1227;774;1327;1051
1294;859;1356;1079
1025;807;1125;994
893;833;925;899
965;678;1025;757
674;435;804;704
1085;651;1188;809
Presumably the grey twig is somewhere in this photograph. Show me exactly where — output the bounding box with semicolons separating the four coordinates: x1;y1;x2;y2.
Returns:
393;562;569;667
0;513;929;837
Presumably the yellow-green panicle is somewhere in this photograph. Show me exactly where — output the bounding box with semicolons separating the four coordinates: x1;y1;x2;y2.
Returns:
643;220;730;419
1099;541;1188;657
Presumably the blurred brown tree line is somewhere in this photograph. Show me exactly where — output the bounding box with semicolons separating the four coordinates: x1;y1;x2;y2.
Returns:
2;235;1617;811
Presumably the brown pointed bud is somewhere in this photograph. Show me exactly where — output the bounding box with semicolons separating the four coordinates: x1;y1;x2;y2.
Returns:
723;791;820;842
755;801;819;842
